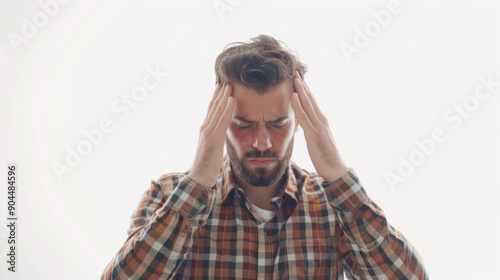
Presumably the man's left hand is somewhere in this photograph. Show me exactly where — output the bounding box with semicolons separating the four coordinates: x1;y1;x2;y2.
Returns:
291;72;350;183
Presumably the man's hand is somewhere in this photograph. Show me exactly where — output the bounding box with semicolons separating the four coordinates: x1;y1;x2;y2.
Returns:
291;72;350;183
189;84;234;188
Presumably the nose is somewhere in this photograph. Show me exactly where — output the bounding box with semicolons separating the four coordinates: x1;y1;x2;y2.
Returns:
252;126;272;152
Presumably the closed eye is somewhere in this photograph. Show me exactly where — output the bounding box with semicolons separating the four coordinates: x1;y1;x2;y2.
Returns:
236;124;252;129
272;122;288;129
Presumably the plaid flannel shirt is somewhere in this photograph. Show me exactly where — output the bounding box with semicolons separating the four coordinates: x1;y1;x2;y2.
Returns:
101;156;428;279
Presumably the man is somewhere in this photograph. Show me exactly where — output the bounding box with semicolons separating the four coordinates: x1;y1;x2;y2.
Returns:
101;35;428;279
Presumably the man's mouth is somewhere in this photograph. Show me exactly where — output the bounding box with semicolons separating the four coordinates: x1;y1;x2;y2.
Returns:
247;158;276;167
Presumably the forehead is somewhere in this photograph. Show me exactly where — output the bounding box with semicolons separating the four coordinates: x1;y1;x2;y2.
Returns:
231;81;294;120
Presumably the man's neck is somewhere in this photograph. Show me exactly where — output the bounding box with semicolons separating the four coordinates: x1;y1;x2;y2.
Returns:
234;172;287;211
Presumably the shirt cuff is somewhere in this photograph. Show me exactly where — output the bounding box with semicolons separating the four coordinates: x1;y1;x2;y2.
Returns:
322;169;367;212
163;175;215;221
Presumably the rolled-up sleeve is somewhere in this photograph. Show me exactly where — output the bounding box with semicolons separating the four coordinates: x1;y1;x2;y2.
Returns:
323;170;428;280
100;174;216;280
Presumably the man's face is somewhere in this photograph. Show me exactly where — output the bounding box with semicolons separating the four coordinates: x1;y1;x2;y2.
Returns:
226;81;299;187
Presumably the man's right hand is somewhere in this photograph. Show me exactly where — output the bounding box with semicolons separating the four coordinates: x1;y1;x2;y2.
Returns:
188;84;234;188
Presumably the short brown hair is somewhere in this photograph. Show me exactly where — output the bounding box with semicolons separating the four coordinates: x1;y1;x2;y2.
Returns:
214;34;307;94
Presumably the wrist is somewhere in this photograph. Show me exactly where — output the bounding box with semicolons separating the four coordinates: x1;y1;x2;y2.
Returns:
187;172;216;189
321;165;351;184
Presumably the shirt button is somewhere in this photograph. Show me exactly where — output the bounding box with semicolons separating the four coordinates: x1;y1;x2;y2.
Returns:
263;229;270;236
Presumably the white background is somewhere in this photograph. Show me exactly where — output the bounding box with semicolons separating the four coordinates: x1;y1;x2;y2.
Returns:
1;0;499;279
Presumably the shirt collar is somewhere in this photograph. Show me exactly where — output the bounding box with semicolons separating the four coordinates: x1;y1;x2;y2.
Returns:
215;155;300;207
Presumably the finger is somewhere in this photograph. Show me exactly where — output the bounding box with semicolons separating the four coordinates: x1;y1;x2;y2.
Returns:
206;84;225;120
205;83;223;120
205;84;226;125
291;92;314;132
294;74;320;127
296;73;327;123
207;84;231;130
215;96;235;136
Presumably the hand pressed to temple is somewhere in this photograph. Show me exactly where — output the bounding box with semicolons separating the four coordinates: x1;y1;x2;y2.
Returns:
291;71;350;183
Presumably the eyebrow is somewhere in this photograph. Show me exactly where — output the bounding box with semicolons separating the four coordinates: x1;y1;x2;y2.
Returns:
234;116;289;123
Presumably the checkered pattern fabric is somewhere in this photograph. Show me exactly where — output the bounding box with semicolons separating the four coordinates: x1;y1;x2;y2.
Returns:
101;156;428;279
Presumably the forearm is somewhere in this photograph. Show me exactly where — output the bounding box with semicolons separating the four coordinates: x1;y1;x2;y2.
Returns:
324;171;428;279
101;176;215;280
101;212;192;279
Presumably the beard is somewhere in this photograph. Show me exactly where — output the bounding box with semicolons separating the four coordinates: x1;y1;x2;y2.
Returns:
226;138;294;187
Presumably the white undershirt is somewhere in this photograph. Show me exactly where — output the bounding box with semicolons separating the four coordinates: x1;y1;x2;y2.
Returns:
249;202;276;222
